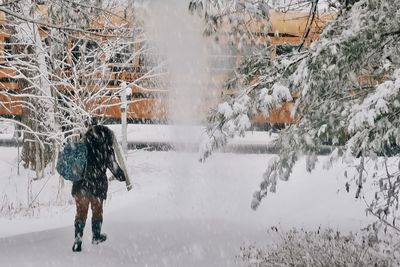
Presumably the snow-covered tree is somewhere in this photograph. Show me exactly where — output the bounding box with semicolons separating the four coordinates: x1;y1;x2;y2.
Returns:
3;0;59;178
0;0;157;178
189;0;271;75
199;0;400;232
189;0;269;37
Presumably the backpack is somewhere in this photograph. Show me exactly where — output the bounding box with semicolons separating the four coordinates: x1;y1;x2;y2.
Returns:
56;142;88;182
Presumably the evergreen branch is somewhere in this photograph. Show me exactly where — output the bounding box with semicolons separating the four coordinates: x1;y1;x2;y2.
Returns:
365;199;400;234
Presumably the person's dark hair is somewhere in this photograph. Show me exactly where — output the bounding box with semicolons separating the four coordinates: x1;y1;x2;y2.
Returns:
84;117;98;129
85;125;113;146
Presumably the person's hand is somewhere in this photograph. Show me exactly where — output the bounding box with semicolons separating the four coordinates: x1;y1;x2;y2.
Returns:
117;175;126;182
116;169;126;182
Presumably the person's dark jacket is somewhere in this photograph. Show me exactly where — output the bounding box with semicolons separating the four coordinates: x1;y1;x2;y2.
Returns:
72;125;126;200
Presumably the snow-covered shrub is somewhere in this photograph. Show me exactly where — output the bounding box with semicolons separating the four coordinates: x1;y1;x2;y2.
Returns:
0;154;73;218
0;176;73;217
239;227;399;267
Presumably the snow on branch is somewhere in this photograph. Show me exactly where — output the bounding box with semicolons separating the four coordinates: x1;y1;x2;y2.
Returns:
348;70;400;134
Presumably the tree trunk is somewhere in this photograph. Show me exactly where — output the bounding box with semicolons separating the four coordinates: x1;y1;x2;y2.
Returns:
12;2;57;178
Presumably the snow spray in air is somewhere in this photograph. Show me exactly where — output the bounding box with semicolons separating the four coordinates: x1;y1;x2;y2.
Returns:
135;0;233;217
142;0;210;124
136;0;230;152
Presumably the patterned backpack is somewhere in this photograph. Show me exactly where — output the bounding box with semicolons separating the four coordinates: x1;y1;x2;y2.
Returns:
56;142;88;182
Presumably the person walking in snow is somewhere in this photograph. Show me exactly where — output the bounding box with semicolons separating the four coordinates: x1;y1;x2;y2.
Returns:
72;125;126;252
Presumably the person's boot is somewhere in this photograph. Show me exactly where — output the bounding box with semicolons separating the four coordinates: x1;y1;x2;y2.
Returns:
72;219;85;252
92;219;107;245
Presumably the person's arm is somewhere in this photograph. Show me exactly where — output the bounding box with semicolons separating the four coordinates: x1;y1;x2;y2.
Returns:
106;148;126;182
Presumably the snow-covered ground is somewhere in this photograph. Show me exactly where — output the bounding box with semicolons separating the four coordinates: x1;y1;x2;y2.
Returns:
0;123;277;148
107;124;277;146
0;145;372;266
0;122;15;140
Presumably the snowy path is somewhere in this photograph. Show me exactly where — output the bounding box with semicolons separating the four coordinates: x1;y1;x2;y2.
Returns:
0;151;371;266
0;220;256;266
